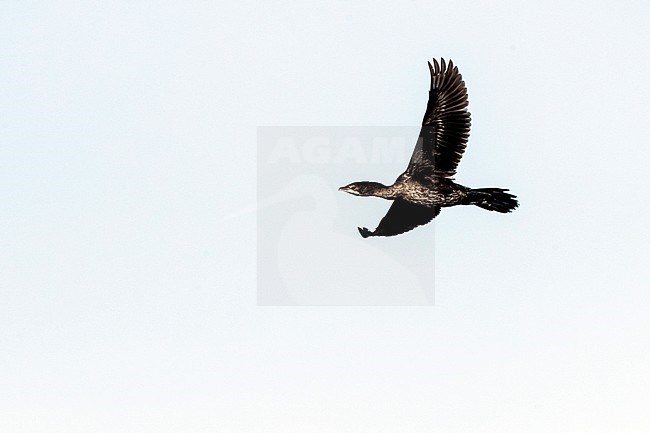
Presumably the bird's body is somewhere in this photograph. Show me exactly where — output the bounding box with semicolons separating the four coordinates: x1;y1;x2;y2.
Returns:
340;58;518;237
382;174;469;207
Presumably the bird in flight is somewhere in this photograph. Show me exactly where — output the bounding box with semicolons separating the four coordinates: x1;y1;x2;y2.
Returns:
339;58;518;237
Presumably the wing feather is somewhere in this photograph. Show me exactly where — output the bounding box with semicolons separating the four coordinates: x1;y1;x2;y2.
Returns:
408;58;471;178
358;200;440;238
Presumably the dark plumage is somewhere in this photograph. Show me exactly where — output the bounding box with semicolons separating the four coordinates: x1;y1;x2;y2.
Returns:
339;58;518;237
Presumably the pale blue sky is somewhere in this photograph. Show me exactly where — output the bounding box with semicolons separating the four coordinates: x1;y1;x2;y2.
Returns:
1;1;649;432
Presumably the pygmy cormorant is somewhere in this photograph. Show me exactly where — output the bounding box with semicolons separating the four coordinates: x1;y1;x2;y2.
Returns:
339;58;518;237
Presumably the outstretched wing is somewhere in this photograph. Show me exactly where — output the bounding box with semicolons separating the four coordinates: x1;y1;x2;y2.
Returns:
358;200;440;238
407;58;471;178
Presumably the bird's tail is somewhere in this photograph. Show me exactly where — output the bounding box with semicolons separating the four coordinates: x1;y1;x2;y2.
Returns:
469;188;518;213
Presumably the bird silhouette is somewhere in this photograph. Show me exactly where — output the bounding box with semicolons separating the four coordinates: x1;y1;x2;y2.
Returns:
340;58;518;237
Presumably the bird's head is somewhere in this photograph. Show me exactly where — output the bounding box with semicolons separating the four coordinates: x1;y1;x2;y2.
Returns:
338;181;385;197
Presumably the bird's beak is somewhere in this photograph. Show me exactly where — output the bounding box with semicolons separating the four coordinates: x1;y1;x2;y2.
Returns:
338;185;358;195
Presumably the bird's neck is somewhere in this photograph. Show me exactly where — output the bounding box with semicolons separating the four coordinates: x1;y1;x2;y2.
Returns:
370;184;399;199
